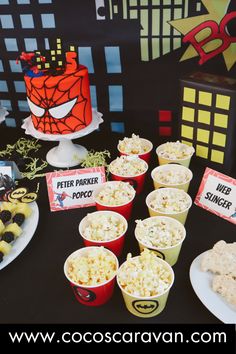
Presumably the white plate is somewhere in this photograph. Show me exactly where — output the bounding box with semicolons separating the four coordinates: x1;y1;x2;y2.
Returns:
190;251;236;324
0;202;39;270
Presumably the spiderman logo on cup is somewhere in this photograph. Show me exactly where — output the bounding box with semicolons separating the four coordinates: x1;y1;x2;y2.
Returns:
72;286;96;303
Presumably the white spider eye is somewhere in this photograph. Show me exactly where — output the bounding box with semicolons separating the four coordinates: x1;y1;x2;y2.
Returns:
48;98;77;119
27;97;45;117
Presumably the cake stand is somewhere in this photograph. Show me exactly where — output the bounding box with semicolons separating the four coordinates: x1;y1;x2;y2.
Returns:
21;109;103;168
0;106;8;124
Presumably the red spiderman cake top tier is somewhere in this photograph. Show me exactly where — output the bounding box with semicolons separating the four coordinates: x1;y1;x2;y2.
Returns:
21;47;92;135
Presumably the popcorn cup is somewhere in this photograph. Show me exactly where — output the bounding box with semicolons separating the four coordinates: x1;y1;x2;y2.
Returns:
156;143;195;168
134;216;186;266
145;188;192;225
151;164;193;193
109;158;148;195
64;247;119;306
118;138;153;164
117;257;174;318
78;211;128;257
92;181;136;220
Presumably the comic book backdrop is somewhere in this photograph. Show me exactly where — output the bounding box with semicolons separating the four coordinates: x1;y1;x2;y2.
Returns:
0;0;236;146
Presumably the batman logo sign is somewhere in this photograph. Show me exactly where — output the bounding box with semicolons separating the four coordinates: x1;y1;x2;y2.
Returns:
10;187;28;199
21;192;38;203
132;300;159;314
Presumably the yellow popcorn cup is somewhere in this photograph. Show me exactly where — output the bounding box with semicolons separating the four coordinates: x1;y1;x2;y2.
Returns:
134;216;186;266
145;188;192;225
156;142;195;168
117;256;174;318
151;164;193;193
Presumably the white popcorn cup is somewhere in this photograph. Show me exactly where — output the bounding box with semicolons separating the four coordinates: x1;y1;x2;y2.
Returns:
118;138;153;164
64;247;119;306
145;188;192;225
156;143;195;168
78;211;128;257
117;256;174;318
134;216;186;266
151;164;193;193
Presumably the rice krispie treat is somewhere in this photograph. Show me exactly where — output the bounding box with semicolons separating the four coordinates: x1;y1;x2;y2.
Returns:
117;249;173;297
95;181;135;206
201;240;236;307
135;217;185;248
82;213;126;241
109;156;147;177
212;275;236;306
148;188;191;213
157;141;194;160
118;134;150;155
67;247;117;286
201;240;236;278
153;165;191;185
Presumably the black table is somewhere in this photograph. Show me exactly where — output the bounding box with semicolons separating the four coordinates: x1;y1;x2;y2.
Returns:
1;127;235;324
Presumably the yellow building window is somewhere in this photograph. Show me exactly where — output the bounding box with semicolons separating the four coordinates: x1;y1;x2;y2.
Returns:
212;132;226;147
211;150;224;164
214;113;228;128
198;110;211;125
181;125;193;139
182;106;195;122
197;128;210;143
45;63;50;68
183;87;196;103
198;91;212;106
196;145;208;159
216;94;230;110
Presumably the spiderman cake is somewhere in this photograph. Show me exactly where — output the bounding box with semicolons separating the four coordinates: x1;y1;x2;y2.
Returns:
19;41;92;135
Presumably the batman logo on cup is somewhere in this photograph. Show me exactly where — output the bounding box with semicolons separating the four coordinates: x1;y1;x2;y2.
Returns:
132;300;159;314
72;286;96;302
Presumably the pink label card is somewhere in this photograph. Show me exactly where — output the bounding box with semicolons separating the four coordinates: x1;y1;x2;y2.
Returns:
46;167;106;212
195;167;236;225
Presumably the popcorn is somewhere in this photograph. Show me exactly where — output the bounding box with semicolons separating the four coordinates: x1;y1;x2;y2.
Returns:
135;217;185;248
95;181;135;206
153;165;192;185
117;249;173;297
148;188;191;213
82;212;126;241
157;141;194;160
67;247;117;286
109;156;147;177
118;134;150;155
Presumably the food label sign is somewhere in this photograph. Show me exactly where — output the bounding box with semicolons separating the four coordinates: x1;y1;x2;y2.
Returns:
195;167;236;225
46;167;106;212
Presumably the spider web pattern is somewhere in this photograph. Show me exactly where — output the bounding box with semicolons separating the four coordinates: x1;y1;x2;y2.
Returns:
25;68;92;135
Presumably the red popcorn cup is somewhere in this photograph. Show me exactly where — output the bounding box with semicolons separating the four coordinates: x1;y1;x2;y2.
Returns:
92;181;136;220
109;157;148;194
117;138;153;164
78;211;128;257
64;247;119;306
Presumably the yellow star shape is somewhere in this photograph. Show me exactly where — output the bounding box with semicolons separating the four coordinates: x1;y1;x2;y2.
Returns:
169;0;236;71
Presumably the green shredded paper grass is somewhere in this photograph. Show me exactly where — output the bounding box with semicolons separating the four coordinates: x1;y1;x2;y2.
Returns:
0;138;48;180
81;149;111;173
